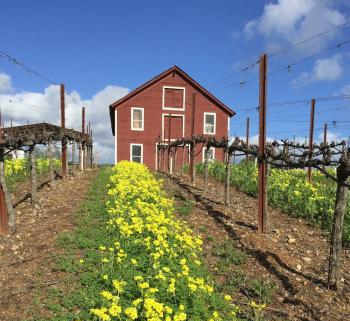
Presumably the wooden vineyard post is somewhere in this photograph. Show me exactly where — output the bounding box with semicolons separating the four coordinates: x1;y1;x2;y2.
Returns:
258;53;268;233
72;142;75;175
224;150;231;208
0;183;8;234
173;148;177;175
190;142;195;186
328;155;350;290
323;123;328;170
204;146;209;194
0;148;15;233
78;141;81;170
181;143;187;176
189;93;196;185
80;142;84;171
168;115;171;174
157;144;160;171
48;138;55;184
0;148;9;234
90;127;93;168
29;146;37;207
307;98;315;183
81;107;85;171
60;84;67;177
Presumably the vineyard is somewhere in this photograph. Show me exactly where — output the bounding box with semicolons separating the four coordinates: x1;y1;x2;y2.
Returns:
196;161;350;244
1;6;350;320
5;157;61;191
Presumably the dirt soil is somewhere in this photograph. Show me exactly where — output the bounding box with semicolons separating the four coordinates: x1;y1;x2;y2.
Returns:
164;174;350;321
0;169;97;321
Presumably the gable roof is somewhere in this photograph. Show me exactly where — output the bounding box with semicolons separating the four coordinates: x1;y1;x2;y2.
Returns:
109;65;235;135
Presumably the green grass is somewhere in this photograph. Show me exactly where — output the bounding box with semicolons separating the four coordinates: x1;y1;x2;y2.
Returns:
212;240;247;267
27;166;262;321
196;161;350;245
28;167;113;321
175;199;194;217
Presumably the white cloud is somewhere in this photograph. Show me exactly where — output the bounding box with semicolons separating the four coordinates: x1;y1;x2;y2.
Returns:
317;130;346;143
0;77;129;163
0;73;12;93
291;54;343;86
313;54;343;80
244;0;346;54
243;20;257;39
340;84;350;95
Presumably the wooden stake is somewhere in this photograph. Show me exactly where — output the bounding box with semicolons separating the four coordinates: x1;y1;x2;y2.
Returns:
29;146;37;207
181;145;185;176
60;84;67;177
258;53;268;233
81;107;85;171
72;142;75;175
48;138;55;184
328;156;350;290
168;115;171;174
0;148;12;233
190;93;196;185
224;151;231;207
204;146;209;194
307;98;315;183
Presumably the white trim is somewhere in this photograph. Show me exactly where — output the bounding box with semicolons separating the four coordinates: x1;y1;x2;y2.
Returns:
161;113;185;141
155;143;158;170
115;109;118;164
131;107;144;131
202;146;215;163
162;86;186;111
227;116;230;136
203;112;216;135
130;143;143;163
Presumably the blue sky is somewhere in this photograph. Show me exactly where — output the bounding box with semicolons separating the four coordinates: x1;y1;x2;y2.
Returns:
0;0;349;162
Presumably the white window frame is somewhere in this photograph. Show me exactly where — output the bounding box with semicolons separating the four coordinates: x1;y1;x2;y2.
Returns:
203;112;216;135
162;86;186;111
161;113;185;141
130;143;143;163
202;147;215;163
131;107;144;131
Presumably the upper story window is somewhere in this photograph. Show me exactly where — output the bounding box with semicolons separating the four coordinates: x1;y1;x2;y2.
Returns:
203;112;216;135
162;86;185;111
131;107;144;131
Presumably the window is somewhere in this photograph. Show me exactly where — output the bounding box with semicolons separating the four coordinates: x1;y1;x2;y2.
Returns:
202;147;215;162
162;86;185;111
131;107;144;131
204;112;216;134
130;144;143;163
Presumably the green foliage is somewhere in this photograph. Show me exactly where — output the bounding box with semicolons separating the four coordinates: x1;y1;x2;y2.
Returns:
212;241;247;266
175;199;194;217
5;157;61;192
30;166;245;321
246;279;275;304
196;161;350;244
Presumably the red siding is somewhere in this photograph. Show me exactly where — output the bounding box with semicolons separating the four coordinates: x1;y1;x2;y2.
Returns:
115;72;230;170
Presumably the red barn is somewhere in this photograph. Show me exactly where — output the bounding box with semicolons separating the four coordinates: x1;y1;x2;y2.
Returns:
109;65;235;170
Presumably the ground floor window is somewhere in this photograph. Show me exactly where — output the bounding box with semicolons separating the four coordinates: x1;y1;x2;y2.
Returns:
202;147;215;162
130;144;143;163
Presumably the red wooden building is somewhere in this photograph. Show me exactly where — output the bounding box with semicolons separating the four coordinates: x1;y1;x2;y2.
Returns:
109;65;235;170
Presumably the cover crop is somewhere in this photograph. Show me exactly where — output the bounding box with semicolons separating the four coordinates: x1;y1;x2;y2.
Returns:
89;161;241;321
196;161;350;244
